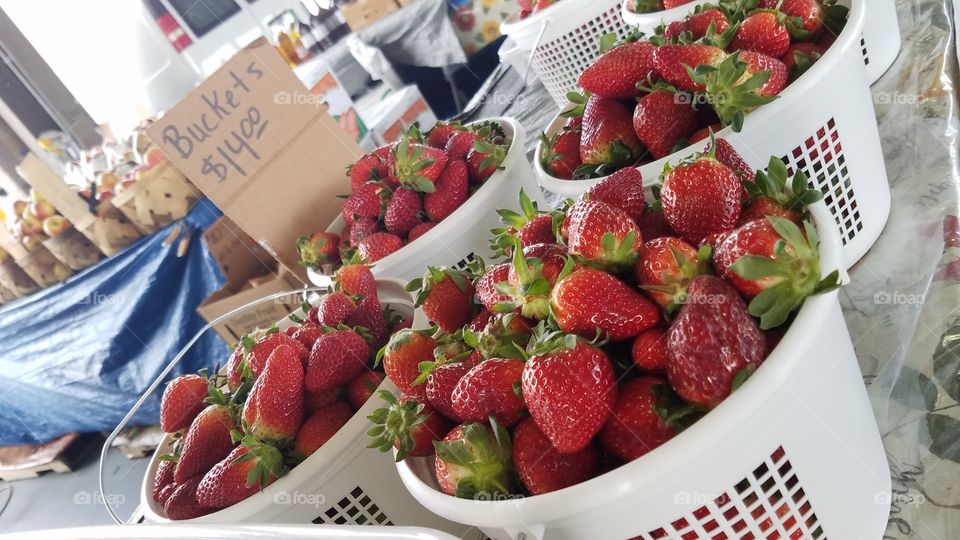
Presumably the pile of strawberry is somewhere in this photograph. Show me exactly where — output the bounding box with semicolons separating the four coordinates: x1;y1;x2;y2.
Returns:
369;138;839;498
628;0;698;14
297;121;511;271
540;0;847;180
151;263;405;520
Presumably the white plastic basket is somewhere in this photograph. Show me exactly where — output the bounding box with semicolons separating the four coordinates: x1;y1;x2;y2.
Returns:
537;0;889;269
97;280;468;536
308;117;542;286
499;0;635;107
618;0;711;34
2;524;459;540
395;201;891;540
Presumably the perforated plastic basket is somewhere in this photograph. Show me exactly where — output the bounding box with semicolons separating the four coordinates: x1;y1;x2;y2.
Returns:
395;200;891;540
309;117;542;285
98;280;468;536
499;0;634;107
537;0;889;269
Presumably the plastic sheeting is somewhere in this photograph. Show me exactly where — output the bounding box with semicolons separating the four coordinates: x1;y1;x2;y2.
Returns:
0;200;230;446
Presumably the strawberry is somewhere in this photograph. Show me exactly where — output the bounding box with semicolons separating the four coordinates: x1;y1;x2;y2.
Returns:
513;416;600;495
586;167;646;223
653;44;726;93
348;216;378;246
739;156;822;224
540;128;582;179
501;242;570;320
469;309;494;333
660;153;742;244
566;199;642;270
578;41;659;99
394;138;448;193
407;267;475;332
296;231;340;269
243;345;304;441
632;0;662;12
228;332;308;390
373;144;399;186
348;154;381;190
633;88;699;160
476;262;511;311
347;370;384;410
427;122;461;148
687;51;784;130
313;292;357;327
635;236;707;310
305;386;343;414
196;444;282;509
357;232;403;263
433;422;515;497
491;189;554;257
731;11;791;58
408;222;436;242
663;0;695;7
685;8;731;39
689;124;722;144
523;335;617;453
292;401;354;458
426;353;480;421
599;377;677;461
551;267;660;341
637;208;675;240
292;322;324;350
174;405;236;483
579;95;643;167
368;392;453;459
347;295;387;348
474;313;533;360
781;0;826;39
714;216;839;328
666;275;767;408
342;183;387;227
380;329;437;398
738;51;789;97
632;326;669;372
163;476;209;520
706;137;754;188
153;459;176;504
452;358;526;427
782;43;824;80
384;188;423;238
335;263;376;298
160;374;209;433
444;130;480;161
424;160;468;222
467;140;508;183
305;328;369;392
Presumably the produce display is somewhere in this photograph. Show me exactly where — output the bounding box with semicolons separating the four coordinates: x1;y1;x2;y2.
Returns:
540;0;848;180
369;138;840;499
626;0;698;14
296;121;513;271
149;264;408;520
6;189;71;253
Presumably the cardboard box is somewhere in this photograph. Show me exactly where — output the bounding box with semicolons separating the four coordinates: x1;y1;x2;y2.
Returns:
203;216;275;291
339;0;400;31
197;272;303;345
147;38;362;285
363;85;438;146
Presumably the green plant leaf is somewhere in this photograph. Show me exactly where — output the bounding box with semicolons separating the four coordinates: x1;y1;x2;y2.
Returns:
891;367;939;411
922;413;960;463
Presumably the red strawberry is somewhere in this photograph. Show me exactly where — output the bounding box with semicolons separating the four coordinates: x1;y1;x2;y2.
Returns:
385;188;423;238
427;122;461;148
163;476;209;520
491;189;554;257
566;199;642;270
689;124;723;144
578;41;659;99
540;128;582;179
369;393;453;459
452;358;526;427
292;322;324;350
731;11;791;58
305;328;369;392
466;140;508;183
523;339;617;453
714;216;837;328
469;309;494;333
685;51;783;129
342;183;387;227
518;214;556;248
433;422;515;497
738;51;789;97
174;405;236;483
474;313;533;361
292;401;354;458
586;167;646;223
243;345;304;441
599;377;677;461
660;154;742;244
296;231;340;269
635;236;705;310
153;459;176;504
357;232;404;263
349;154;381;190
662;20;686;41
346;370;384;410
394;139;449;193
424;160;469;222
637;208;675;241
686;8;731;39
739;155;822;225
781;0;825;39
335;263;376;298
502;242;571;320
666;275;767;408
551;267;660;341
663;0;695;7
228;332;307;390
706;137;754;188
513;416;600;495
313;292;357;327
305;386;343;414
633;89;699;160
444;130;480;161
426;353;480;421
632;326;668;372
347;295;387;347
348;216;378;246
408;222;436;242
374;143;398;184
160;374;209;433
782;42;824;80
653;44;726;93
380;329;437;398
408;267;475;332
196;444;281;509
579;95;643;166
476;263;511;311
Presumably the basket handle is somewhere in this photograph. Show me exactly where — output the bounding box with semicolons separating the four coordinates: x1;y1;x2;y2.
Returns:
521;19;550;87
98;285;328;524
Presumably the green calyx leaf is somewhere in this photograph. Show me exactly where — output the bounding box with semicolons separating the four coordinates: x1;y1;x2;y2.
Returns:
366;390;429;462
693;53;779;131
433;420;514;500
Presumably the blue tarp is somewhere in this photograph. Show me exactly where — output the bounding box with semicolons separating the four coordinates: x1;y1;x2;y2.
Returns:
0;199;230;446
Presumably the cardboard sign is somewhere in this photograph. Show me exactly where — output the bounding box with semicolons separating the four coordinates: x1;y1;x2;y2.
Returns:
148;38;361;283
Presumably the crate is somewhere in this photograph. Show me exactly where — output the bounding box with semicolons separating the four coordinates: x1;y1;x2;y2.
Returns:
43;225;104;271
111;161;201;234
